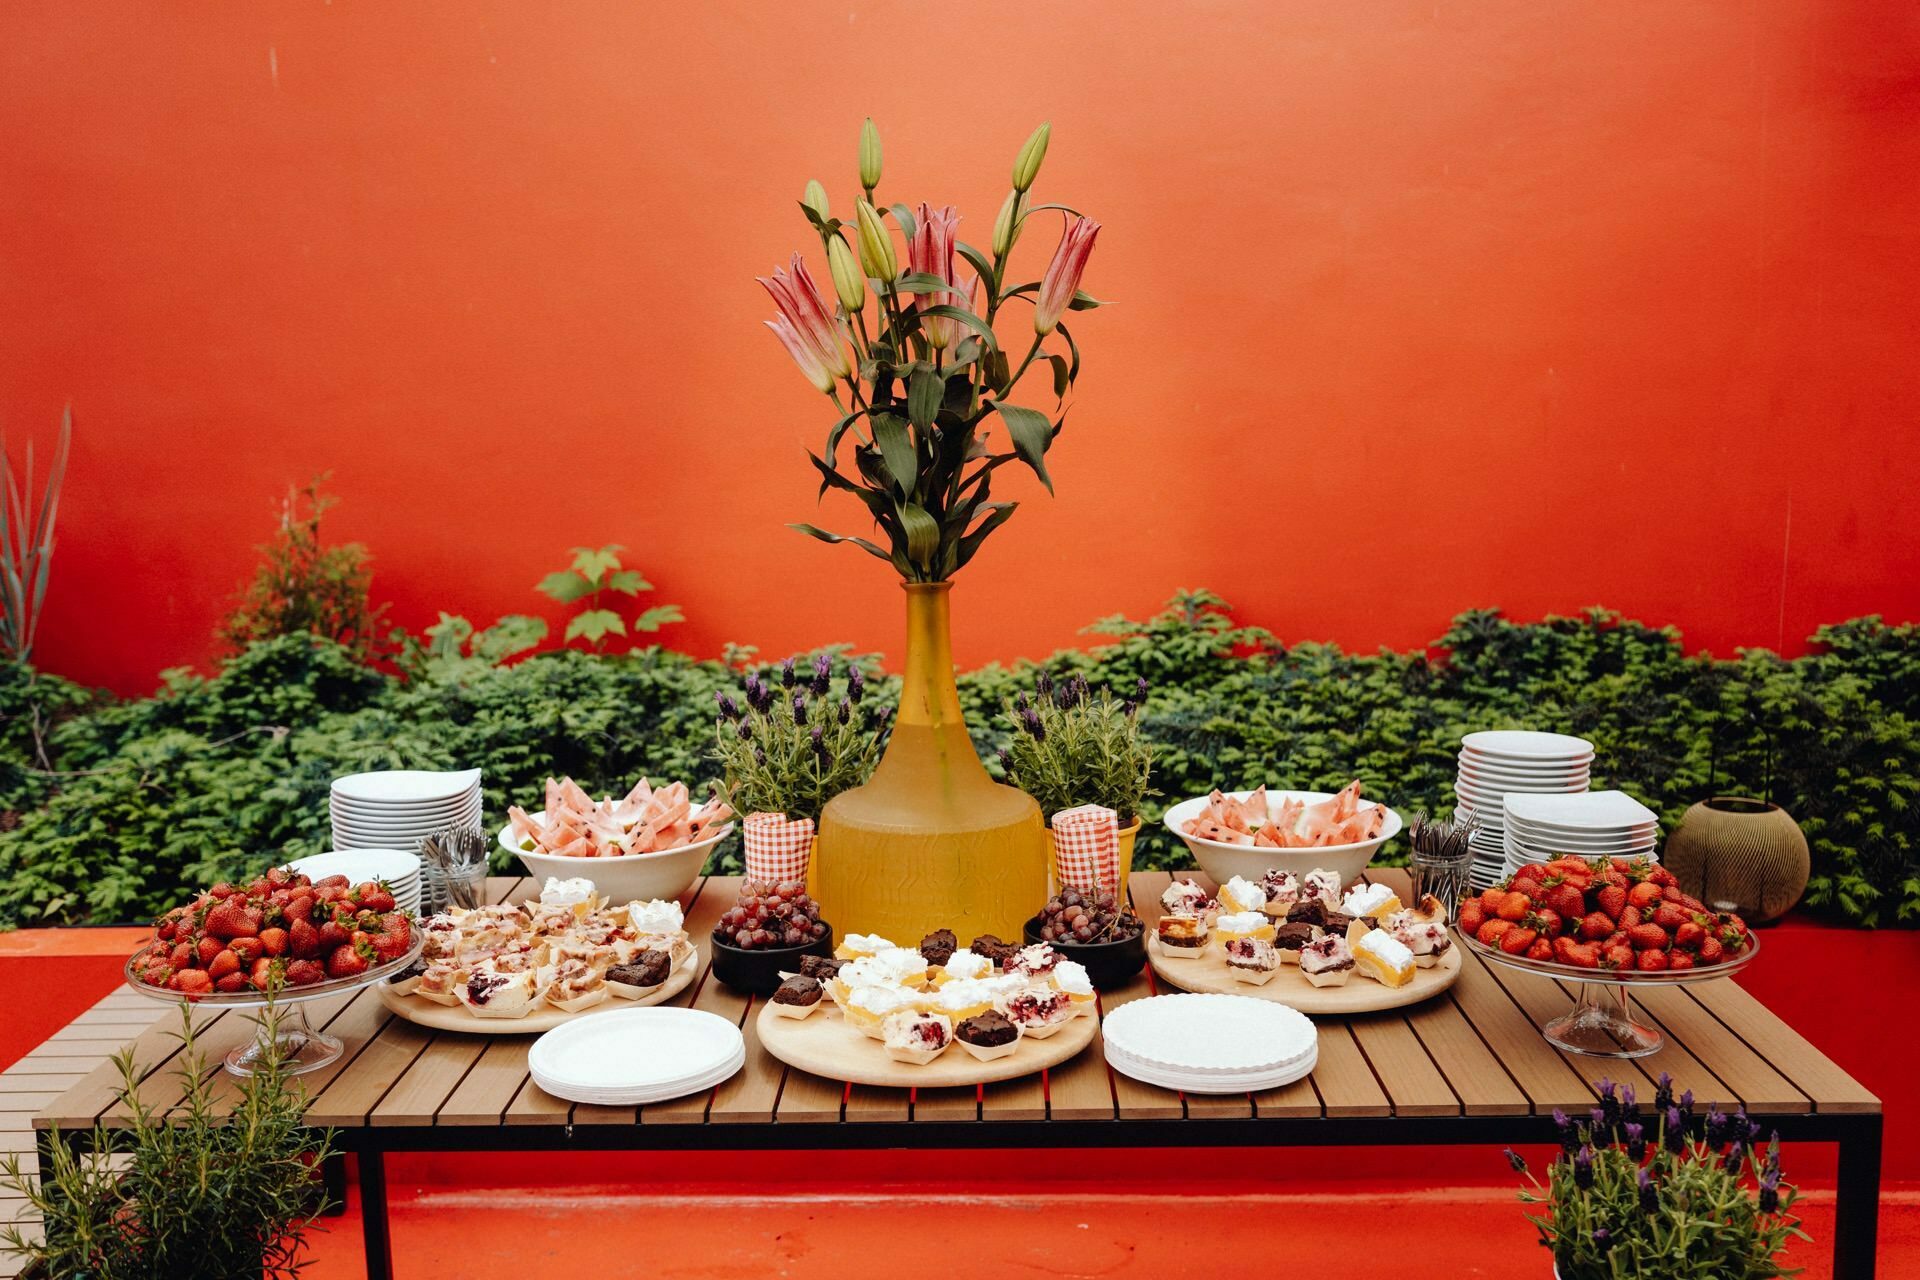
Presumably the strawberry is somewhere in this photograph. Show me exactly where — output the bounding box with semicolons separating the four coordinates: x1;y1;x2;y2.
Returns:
1496;891;1531;922
1662;886;1705;912
1627;923;1669;950
1635;949;1670;972
265;866;293;889
1560;939;1603;969
213;972;251;993
195;936;225;966
1544;883;1585;921
1673;921;1707;951
283;894;315;923
1458;901;1486;936
326;941;374;980
1546;856;1592;878
1618;905;1643;931
1519;862;1551;883
1578;912;1614;941
1479;887;1508;915
1666;951;1696;971
354;883;397;914
209;882;238;900
1500;926;1538;955
369;915;412;963
1652;902;1691;932
1477;919;1514;947
170;941;195;970
250;957;283;992
1647;865;1678;888
168;969;213;994
1595;884;1628;920
289;918;321;959
228;936;264;965
1512;877;1546;905
284;959;326;987
1526;937;1553;962
258;927;288;957
317;921;351;951
314;874;350;891
1698;936;1727;965
207;949;242;979
1628;881;1665;911
205;900;263;941
1528;908;1563;938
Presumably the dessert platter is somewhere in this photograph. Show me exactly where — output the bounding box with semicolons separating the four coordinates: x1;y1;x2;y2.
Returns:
377;876;699;1034
124;867;423;1075
1145;870;1462;1014
755;928;1098;1087
1102;993;1319;1094
1459;855;1760;1057
497;774;735;902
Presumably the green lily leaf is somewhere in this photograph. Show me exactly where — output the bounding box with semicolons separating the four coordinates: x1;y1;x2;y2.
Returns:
991;403;1056;494
906;369;942;432
894;272;966;299
920;305;999;356
898;501;939;565
873;413;918;495
787;522;894;565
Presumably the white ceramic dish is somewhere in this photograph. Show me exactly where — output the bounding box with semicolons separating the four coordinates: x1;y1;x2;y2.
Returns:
499;816;732;904
285;848;421;885
1460;731;1595;761
1504;789;1658;828
528;1007;745;1104
1458;750;1593;772
1162;789;1400;889
1100;993;1317;1090
331;769;482;805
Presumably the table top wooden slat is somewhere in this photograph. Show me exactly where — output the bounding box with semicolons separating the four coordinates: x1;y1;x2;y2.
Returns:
370;1033;488;1128
1623;985;1809;1113
707;996;786;1125
1306;1022;1392;1117
1102;979;1183;1121
39;1006;226;1131
844;1084;909;1123
1680;979;1880;1114
439;1039;541;1127
981;1071;1048;1123
913;1085;981;1122
773;1068;844;1124
1345;1012;1460;1117
1444;945;1597;1113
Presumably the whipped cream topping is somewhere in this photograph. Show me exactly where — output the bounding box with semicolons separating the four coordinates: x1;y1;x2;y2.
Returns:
1218;875;1267;914
1006;943;1061;977
539;876;598;908
942;952;992;982
872;946;930;984
841;932;895;955
1160;878;1215;914
1392;920;1450;955
848;985;919;1018
1355;927;1415;971
1050;960;1094;996
1341;883;1399;920
1215;910;1269;934
935;979;994;1015
625;899;684;935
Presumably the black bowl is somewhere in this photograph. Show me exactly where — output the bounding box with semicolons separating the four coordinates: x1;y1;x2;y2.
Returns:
1023;914;1146;991
709;924;835;996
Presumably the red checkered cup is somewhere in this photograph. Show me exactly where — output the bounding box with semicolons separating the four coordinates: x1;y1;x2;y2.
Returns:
1049;804;1122;892
743;811;815;885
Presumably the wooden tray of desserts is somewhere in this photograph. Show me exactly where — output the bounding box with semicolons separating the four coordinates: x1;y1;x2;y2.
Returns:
1147;934;1460;1014
376;950;698;1034
756;999;1096;1089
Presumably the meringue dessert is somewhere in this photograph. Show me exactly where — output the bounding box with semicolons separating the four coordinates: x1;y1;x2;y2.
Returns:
835;932;896;961
844;984;920;1039
1214;910;1277;949
1258;869;1301;916
1218;875;1268;916
1341;882;1402;923
1349;922;1417;988
1303;869;1344;911
1049;960;1096;1010
1160;877;1218;921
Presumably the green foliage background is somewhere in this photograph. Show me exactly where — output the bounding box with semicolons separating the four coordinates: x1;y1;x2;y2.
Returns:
0;593;1912;929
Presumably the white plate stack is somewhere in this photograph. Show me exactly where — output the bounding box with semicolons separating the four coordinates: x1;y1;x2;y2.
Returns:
284;848;424;916
1101;993;1318;1094
529;1007;745;1105
1501;790;1660;878
330;769;483;866
1454;731;1595;891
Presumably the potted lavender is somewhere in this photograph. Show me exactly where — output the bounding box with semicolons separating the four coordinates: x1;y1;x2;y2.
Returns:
1507;1076;1809;1278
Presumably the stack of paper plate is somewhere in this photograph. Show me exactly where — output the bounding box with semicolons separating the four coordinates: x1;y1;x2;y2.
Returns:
331;769;482;867
529;1007;745;1105
1454;731;1594;891
1501;790;1660;878
1101;993;1317;1094
284;848;423;915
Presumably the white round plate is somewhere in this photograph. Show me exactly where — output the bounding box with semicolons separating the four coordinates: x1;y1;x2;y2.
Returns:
331;798;482;823
1503;829;1658;853
331;769;483;805
1458;750;1594;773
1460;731;1595;761
1504;792;1658;831
286;849;422;885
1099;993;1316;1078
1456;765;1592;787
528;1006;744;1103
1107;1039;1318;1095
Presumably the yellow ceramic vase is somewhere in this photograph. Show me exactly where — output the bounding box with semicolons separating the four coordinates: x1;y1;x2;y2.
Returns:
811;583;1047;944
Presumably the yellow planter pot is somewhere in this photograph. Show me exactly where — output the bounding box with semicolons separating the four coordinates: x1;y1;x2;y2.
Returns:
1045;820;1141;903
811;583;1047;943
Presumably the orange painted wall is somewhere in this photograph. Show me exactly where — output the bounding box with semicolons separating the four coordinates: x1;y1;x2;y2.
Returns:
3;2;1916;695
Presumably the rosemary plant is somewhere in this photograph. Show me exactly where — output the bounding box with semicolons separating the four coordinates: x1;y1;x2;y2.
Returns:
0;1002;335;1279
711;653;888;822
1508;1075;1809;1279
996;671;1154;825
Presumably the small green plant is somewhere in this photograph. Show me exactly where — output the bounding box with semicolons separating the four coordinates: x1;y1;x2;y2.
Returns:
712;653;887;821
220;475;386;661
0;1002;336;1278
0;406;72;662
1508;1075;1808;1278
996;670;1154;825
536;545;683;651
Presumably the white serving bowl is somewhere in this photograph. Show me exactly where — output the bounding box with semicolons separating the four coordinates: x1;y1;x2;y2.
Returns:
498;816;732;904
1162;789;1402;889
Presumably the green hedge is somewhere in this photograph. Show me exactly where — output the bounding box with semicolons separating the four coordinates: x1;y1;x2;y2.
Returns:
0;593;1913;928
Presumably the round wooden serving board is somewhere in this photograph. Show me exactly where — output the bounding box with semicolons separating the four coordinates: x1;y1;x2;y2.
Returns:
376;952;697;1034
756;1000;1096;1088
1147;935;1460;1014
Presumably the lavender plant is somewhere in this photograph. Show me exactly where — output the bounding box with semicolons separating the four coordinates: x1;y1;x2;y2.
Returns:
1508;1075;1809;1278
711;654;889;821
995;671;1154;825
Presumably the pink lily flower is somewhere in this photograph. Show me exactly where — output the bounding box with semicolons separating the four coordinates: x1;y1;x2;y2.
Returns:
759;253;850;393
909;203;964;348
1034;216;1100;335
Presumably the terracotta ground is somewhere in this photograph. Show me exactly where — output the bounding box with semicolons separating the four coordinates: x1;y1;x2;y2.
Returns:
4;919;1914;1278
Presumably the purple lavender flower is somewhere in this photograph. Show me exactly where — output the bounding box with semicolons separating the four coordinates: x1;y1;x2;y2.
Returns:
780;657;797;689
1035;669;1054;701
996;748;1014;777
1653;1071;1674;1112
1573;1144;1595;1189
1624;1122;1646;1163
1759;1168;1782;1214
1021;707;1046;741
715;691;741;720
847;665;865;700
1664;1106;1687;1154
867;705;892;735
1705;1106;1728;1151
837;697;852;725
810;652;832;697
1592;1228;1613;1252
735;716;753;740
791;691;808;726
1726;1138;1747;1172
810;725;827;761
1503;1148;1527;1173
1637;1167;1658;1214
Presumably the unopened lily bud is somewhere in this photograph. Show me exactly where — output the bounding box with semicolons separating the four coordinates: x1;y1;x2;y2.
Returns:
826;235;865;314
802;180;831;222
1011;121;1050;192
992;190;1025;258
859;118;883;190
854;201;898;284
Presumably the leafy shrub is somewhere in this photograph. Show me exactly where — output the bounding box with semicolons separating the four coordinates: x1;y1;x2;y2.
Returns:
0;597;1913;929
535;545;684;650
219;476;387;661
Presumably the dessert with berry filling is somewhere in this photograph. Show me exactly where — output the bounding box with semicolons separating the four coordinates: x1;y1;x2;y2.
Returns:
1303;869;1344;911
1004;942;1062;980
1155;914;1210;958
456;965;539;1018
1160;877;1219;921
1259;869;1301;916
882;1010;953;1065
1223;936;1281;986
1005;988;1077;1039
387;959;428;998
1218;875;1268;916
538;956;610;1012
769;974;825;1019
607;949;673;997
918;928;958;966
1300;934;1355;987
954;1009;1022;1062
1389;918;1451;969
1271;921;1318;963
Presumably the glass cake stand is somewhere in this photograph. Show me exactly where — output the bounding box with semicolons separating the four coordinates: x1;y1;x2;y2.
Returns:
1462;931;1759;1058
123;938;425;1076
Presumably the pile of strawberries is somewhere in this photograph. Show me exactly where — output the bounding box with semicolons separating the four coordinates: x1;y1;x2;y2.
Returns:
1459;856;1752;972
131;867;416;996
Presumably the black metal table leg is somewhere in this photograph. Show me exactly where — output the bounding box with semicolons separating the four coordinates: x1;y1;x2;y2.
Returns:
320;1151;347;1217
357;1149;394;1280
1834;1114;1883;1280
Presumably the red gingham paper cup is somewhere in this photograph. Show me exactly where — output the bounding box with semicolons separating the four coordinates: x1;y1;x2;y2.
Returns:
743;812;815;884
1050;804;1121;891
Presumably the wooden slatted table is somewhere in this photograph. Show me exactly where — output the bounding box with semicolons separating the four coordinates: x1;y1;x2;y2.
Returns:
32;871;1884;1279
